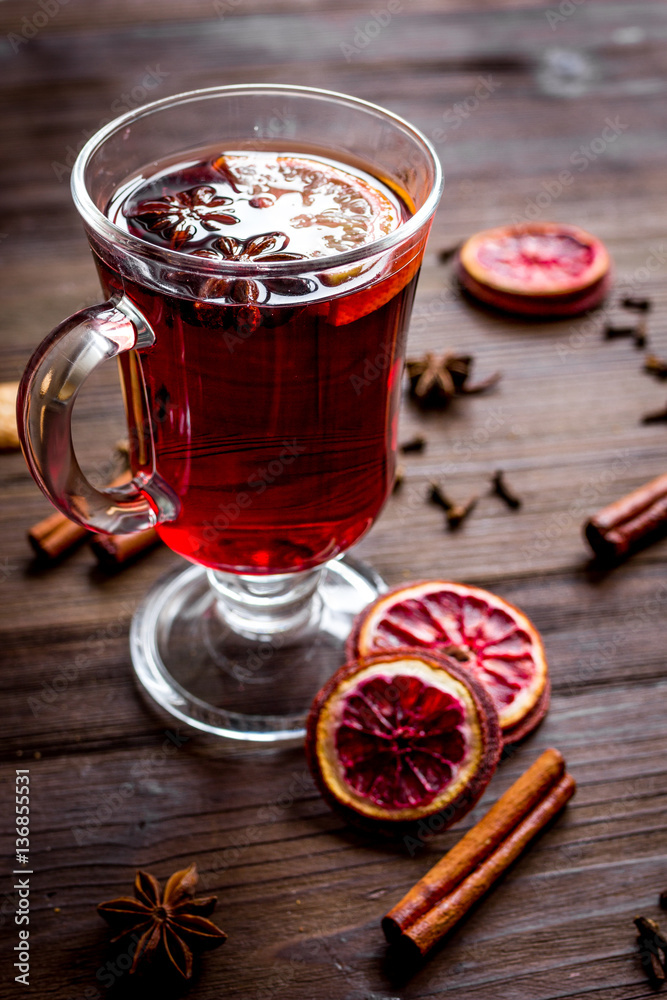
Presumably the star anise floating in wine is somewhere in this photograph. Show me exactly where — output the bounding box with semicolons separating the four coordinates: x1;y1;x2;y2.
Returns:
97;863;226;980
129;185;240;248
193;232;308;306
207;231;306;263
405;351;500;408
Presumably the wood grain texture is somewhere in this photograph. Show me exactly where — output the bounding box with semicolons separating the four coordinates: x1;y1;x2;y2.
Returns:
2;2;667;998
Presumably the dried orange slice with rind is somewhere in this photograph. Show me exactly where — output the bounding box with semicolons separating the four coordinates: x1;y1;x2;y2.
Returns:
349;581;550;744
325;250;423;326
306;650;501;835
457;222;611;317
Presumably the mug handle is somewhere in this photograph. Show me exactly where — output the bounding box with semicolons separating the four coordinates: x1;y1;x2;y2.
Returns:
18;297;176;535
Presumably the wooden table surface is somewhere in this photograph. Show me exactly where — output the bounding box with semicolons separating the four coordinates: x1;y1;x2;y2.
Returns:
2;2;667;997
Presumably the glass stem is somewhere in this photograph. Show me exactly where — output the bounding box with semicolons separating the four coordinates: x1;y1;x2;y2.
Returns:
207;567;323;640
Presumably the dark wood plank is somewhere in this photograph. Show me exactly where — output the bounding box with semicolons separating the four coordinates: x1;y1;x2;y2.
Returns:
2;3;667;999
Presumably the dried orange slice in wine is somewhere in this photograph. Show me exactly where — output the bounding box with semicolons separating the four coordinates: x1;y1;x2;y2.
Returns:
306;650;501;835
457;222;611;317
349;581;550;744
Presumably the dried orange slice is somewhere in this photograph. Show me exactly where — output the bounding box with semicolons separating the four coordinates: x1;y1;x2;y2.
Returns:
457;222;611;317
349;581;550;744
325;249;424;326
306;650;501;835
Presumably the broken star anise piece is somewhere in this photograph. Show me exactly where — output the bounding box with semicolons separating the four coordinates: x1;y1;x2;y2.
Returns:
97;863;226;980
634;915;667;989
405;352;500;408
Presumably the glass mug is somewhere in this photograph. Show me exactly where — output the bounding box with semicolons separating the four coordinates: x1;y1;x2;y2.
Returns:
18;85;443;741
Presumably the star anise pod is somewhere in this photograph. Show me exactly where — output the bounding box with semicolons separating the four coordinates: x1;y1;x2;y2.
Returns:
193;233;308;306
405;351;500;408
210;231;306;262
97;863;226;979
128;185;239;248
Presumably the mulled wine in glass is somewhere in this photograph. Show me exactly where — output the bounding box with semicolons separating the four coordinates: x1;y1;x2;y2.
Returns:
18;86;443;741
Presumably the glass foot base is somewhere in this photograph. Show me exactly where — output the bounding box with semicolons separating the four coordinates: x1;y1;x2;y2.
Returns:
129;555;385;742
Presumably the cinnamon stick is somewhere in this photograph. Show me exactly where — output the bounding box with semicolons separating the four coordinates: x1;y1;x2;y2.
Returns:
28;511;88;560
0;381;20;450
394;773;576;959
382;748;565;942
28;472;131;560
584;471;667;561
90;527;160;567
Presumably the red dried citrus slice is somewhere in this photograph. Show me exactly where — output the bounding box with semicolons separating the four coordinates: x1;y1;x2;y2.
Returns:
349;581;550;744
457;222;611;317
306;650;501;834
325;253;423;326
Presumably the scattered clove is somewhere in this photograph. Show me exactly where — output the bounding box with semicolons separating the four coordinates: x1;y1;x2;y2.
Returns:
622;296;652;312
437;244;460;264
604;324;638;340
393;466;405;493
644;355;667;380
660;890;667;911
428;481;453;513
603;320;647;349
491;470;522;510
634;320;648;350
446;495;478;529
400;435;427;454
641;403;667;425
428;481;477;530
634;915;667;989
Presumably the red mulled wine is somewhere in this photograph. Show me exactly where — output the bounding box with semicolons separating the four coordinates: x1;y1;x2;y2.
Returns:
97;150;419;574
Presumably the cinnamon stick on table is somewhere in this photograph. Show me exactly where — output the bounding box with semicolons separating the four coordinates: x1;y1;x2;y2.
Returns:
90;527;160;567
0;381;20;450
29;472;131;560
28;509;88;560
383;748;565;940
382;749;576;959
584;471;667;561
